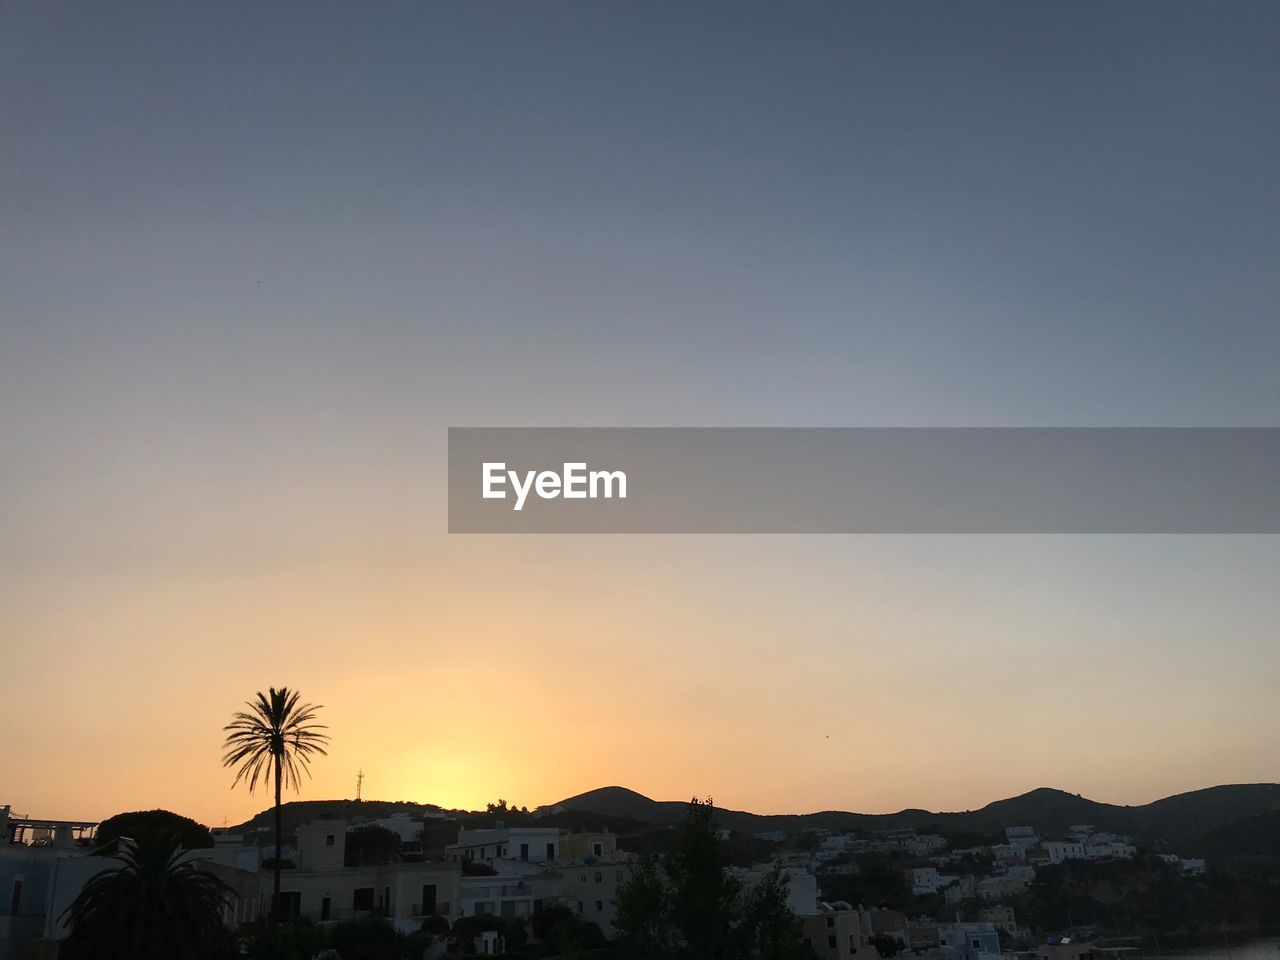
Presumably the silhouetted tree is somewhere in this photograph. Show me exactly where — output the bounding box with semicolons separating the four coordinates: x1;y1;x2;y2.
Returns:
531;905;609;953
237;917;327;960
419;913;450;937
94;809;213;853
345;824;402;866
869;934;900;958
222;686;330;919
62;832;234;960
736;864;813;959
615;797;813;959
330;917;408;960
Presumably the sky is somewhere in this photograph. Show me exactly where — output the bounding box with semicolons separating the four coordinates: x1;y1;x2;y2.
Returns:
1;1;1278;828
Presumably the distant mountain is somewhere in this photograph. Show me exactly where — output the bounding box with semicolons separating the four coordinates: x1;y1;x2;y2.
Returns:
1190;806;1280;858
226;782;1280;856
545;783;1280;851
1134;784;1280;847
540;786;687;825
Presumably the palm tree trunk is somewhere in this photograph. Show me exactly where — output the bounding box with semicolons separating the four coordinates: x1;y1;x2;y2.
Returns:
273;750;283;921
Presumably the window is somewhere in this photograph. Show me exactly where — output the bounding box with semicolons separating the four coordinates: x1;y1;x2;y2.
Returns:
9;878;23;916
421;884;437;914
352;887;375;912
546;842;556;860
320;896;331;921
520;842;529;862
595;871;603;884
325;834;335;846
829;936;838;949
593;842;603;856
576;901;583;914
595;900;603;912
850;933;858;953
827;916;835;927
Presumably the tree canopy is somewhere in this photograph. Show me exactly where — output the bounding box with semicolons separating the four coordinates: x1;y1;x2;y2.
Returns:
614;798;813;960
62;831;234;960
345;824;402;866
93;810;213;853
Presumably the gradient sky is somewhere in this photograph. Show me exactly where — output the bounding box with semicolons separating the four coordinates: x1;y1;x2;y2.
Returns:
2;1;1278;828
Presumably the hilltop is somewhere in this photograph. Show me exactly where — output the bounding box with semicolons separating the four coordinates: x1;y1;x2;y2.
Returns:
545;784;1280;850
227;782;1280;855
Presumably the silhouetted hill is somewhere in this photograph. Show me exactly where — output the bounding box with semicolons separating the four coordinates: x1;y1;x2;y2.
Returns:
547;783;1280;850
1191;807;1280;858
945;787;1141;837
541;786;686;825
227;783;1280;855
1136;784;1280;847
229;799;449;838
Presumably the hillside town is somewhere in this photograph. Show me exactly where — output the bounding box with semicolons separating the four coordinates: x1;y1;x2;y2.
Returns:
0;793;1262;960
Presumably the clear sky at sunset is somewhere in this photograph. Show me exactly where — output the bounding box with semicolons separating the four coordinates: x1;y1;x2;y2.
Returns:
2;2;1278;827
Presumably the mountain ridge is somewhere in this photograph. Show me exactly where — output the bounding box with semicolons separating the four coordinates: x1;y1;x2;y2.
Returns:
542;783;1280;851
228;783;1280;854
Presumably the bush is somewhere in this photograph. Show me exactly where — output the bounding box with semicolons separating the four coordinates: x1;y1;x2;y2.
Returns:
238;918;328;960
330;917;409;960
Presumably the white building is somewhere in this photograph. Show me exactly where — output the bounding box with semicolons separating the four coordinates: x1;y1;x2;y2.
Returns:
906;866;956;896
370;814;426;845
730;865;819;916
446;826;560;866
938;922;1001;960
1005;826;1039;846
1044;840;1087;864
991;843;1026;862
976;875;1028;901
978;904;1018;934
273;821;459;931
549;859;634;936
459;873;551;920
1083;840;1136;860
1002;863;1036;883
904;834;947;857
943;874;977;905
815;835;865;863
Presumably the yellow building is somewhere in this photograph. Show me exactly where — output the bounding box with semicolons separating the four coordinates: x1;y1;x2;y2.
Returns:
801;910;880;960
557;829;617;862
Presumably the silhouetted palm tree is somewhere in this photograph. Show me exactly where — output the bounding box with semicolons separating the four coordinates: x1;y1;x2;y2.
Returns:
62;832;233;960
222;686;329;919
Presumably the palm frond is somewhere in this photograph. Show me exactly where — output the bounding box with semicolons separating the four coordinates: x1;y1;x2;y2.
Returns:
220;685;331;797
